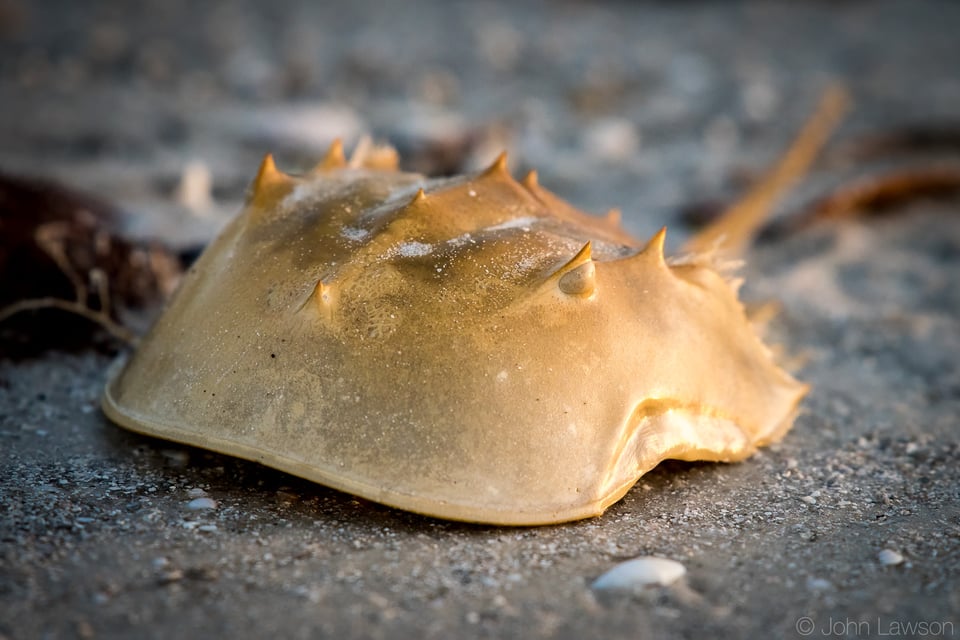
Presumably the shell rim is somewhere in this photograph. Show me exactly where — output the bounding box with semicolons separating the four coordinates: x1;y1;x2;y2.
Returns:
101;355;803;526
101;359;632;526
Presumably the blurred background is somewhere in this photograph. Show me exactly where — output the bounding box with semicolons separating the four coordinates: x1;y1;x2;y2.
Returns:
2;0;958;248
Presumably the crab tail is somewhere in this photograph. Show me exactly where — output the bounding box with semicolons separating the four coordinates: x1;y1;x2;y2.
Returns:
682;85;850;259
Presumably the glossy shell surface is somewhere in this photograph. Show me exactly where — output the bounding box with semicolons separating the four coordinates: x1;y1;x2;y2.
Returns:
102;145;806;525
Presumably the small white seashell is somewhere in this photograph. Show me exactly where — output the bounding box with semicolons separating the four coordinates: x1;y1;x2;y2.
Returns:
591;556;686;591
806;577;833;591
878;549;904;566
186;497;218;510
176;160;214;215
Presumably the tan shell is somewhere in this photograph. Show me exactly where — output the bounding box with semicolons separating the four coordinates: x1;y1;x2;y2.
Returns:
101;144;807;525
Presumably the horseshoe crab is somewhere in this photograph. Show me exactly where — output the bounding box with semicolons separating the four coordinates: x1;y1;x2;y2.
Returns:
102;93;846;525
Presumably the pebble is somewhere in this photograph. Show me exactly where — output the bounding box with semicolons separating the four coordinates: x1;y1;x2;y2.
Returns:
743;79;779;122
582;118;639;162
176;160;214;215
591;556;686;591
878;549;904;566
806;577;833;591
186;497;217;510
